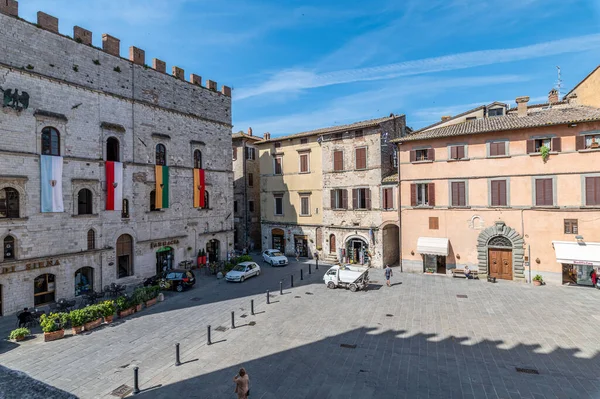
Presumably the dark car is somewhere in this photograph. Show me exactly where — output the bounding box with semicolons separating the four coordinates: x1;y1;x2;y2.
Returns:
144;269;195;292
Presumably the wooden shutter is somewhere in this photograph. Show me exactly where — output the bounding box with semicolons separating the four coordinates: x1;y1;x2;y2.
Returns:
410;150;416;163
342;189;348;209
535;179;544;206
428;183;435;206
334;151;343;171
427;148;435;161
576;136;585;151
551;137;561;152
410;184;417;206
490;143;498;156
458;182;465;206
382;188;388;209
366;189;371;210
491;181;499;206
356;148;366;169
300;154;308;172
498;180;507;206
586;177;600;205
450;146;457;159
457;145;465;159
330;190;336;209
544;179;553;205
429;217;439;230
526;140;535;154
536;179;553;206
384;188;393;209
352;189;358;209
451;182;459;207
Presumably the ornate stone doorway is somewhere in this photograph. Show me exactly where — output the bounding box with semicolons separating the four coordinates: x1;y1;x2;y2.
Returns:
476;221;525;281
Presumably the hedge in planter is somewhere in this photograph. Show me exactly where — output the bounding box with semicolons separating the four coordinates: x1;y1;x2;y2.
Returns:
9;327;30;342
116;295;135;318
40;312;68;342
99;300;116;323
68;309;87;334
144;286;160;307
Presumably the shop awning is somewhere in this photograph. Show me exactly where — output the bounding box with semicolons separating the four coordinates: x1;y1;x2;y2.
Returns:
552;241;600;266
417;237;449;256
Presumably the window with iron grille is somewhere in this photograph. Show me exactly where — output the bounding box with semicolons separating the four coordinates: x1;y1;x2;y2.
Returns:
155;144;166;165
564;219;578;234
87;229;96;250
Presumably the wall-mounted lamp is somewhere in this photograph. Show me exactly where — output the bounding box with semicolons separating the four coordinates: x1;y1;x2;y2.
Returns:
535;258;541;264
456;254;460;259
108;262;114;266
410;250;414;255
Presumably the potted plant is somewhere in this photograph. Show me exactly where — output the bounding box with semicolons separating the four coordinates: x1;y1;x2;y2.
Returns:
132;288;145;312
540;145;550;163
533;274;544;286
144;286;160;308
9;327;30;342
40;312;68;342
100;300;116;323
197;249;203;267
68;308;87;334
83;304;103;331
116;295;135;318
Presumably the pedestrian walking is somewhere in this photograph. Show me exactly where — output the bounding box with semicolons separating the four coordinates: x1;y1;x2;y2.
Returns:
384;264;393;287
233;367;249;399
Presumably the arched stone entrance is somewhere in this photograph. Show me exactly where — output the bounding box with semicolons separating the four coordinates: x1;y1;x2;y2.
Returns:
476;221;525;281
382;224;399;266
344;235;369;265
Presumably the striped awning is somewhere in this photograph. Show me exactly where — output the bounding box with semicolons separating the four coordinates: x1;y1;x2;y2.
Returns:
417;237;449;256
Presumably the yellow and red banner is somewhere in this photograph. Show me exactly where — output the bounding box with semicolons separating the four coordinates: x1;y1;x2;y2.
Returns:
193;168;205;208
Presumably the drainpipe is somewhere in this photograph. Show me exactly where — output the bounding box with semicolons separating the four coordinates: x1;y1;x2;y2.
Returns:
397;142;402;272
243;140;248;252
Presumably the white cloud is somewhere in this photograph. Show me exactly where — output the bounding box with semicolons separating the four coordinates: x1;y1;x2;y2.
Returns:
235;33;600;100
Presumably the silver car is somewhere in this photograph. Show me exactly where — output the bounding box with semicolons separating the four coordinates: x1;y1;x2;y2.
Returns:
262;249;289;266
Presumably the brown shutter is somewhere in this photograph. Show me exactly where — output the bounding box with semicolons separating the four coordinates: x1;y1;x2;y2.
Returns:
499;180;507;206
382;188;388;209
490;143;497;156
545;179;553;205
576;136;585;151
334;151;344;171
451;182;459;207
366;189;371;210
551;137;561;152
596;177;600;206
457;145;465;159
459;182;466;206
491;181;499;206
410;184;417;206
352;189;358;209
342;189;348;209
526;140;535;154
535;179;544;206
428;148;435;161
450;146;457;160
410;150;416;163
356;148;366;169
233;147;237;160
586;177;596;205
428;183;435;206
387;188;393;209
330;190;336;209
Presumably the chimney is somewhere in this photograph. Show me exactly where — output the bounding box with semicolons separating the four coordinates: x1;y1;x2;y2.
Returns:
248;127;253;136
548;88;559;104
441;115;452;122
263;133;268;140
515;96;530;117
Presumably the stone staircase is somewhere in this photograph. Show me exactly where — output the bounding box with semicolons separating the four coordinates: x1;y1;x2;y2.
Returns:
324;253;340;265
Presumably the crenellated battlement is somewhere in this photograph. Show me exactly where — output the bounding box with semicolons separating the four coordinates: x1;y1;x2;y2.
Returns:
0;0;232;97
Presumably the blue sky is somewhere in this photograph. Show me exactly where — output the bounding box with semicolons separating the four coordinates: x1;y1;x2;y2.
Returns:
20;0;600;136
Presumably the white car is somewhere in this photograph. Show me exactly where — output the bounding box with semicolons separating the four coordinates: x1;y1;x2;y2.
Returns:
225;261;261;282
262;249;288;266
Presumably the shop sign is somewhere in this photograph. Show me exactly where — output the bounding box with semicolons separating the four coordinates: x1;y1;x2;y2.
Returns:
150;239;179;249
573;260;594;266
1;258;60;274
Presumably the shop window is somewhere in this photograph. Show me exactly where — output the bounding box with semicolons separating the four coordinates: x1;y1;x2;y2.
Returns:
564;219;578;234
34;274;56;306
116;234;133;278
333;151;344;171
106;137;120;162
352;188;371;210
4;235;15;260
0;188;19;218
274;156;283;175
78;189;93;215
450;181;467;207
585;176;600;206
121;199;129;218
156;144;166;166
534;178;554;206
41;127;60;156
429;217;439;230
300;195;310;216
274;194;283;216
194;149;202;169
74;267;93;296
87;229;96;250
355;148;367;170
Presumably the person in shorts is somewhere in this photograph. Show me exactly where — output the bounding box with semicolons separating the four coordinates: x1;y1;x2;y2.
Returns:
384;264;393;287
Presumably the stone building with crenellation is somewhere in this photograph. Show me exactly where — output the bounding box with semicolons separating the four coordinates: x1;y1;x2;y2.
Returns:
0;1;233;315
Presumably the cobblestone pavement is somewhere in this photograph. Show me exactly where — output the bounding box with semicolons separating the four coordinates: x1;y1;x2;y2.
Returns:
2;259;600;399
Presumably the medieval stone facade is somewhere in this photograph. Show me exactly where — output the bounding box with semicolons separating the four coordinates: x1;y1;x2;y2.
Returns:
0;3;233;315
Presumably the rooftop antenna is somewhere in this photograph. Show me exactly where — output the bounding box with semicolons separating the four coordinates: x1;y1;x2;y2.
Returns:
556;66;562;98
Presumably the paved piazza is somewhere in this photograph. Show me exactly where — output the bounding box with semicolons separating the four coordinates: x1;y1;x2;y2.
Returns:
1;257;600;398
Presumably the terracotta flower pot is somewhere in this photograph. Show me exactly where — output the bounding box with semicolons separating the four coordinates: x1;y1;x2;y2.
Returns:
118;307;135;318
44;329;65;342
135;304;142;312
533;280;542;286
145;298;157;308
104;315;114;324
15;335;26;342
84;318;103;331
72;325;84;335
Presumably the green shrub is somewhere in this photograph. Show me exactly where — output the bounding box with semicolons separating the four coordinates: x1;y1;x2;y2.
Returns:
234;255;253;263
99;300;116;317
115;295;132;311
68;309;87;327
533;274;543;282
132;288;146;305
40;313;68;333
145;286;160;301
9;328;30;340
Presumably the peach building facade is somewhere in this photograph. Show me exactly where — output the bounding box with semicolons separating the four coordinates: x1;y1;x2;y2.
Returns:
395;95;600;285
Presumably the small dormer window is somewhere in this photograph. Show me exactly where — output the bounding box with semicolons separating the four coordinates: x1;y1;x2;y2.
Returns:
466;117;476;121
488;108;504;117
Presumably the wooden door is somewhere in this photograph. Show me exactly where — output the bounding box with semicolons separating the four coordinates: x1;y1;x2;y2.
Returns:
330;235;336;253
488;248;513;280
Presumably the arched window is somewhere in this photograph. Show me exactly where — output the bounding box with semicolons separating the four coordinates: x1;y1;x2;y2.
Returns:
107;137;120;162
78;189;93;215
34;274;56;306
150;190;158;211
74;267;94;296
4;235;15;260
0;188;19;218
116;234;133;278
87;229;96;250
41;127;60;156
156;144;166;166
121;199;129;218
194;149;202;169
203;190;209;209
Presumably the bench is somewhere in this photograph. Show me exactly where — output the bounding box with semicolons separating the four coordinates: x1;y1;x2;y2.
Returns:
451;268;479;279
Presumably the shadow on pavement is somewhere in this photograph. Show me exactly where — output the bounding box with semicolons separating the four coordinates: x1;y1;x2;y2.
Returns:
0;364;77;399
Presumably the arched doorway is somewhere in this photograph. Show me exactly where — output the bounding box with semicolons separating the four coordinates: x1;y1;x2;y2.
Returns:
476;221;524;281
272;228;285;252
329;234;336;253
34;273;56;306
156;246;174;274
345;236;369;265
488;236;513;280
206;239;220;262
116;234;133;278
74;267;94;296
382;224;400;267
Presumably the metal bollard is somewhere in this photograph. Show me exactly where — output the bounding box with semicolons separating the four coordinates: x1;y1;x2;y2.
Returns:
175;343;181;366
309;264;312;274
251;299;255;315
301;269;304;280
316;259;319;270
267;290;270;304
231;311;235;329
207;325;212;345
280;280;283;295
291;275;294;287
133;367;140;395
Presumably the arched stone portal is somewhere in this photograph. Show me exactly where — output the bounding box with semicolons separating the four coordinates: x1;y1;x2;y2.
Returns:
476;221;525;281
382;224;399;266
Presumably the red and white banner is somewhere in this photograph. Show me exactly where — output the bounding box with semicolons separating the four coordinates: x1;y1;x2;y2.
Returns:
105;161;123;211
